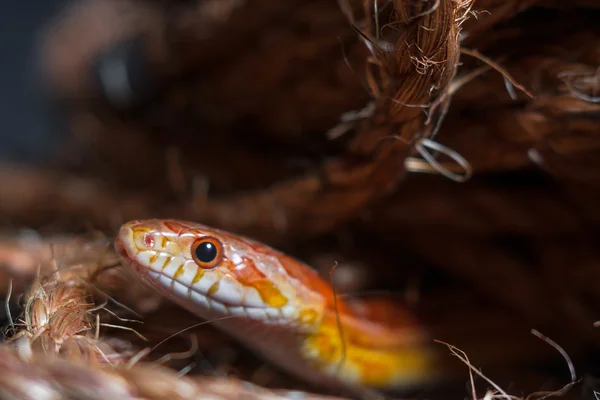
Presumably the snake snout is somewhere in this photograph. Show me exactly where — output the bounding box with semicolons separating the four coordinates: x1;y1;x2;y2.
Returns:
115;224;135;261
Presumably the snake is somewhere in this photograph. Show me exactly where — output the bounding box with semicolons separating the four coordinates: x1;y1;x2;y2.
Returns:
115;219;439;392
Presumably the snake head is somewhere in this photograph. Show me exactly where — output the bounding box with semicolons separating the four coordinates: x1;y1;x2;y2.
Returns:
116;219;323;326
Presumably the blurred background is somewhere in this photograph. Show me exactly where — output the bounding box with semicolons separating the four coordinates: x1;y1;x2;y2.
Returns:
0;0;69;163
1;0;600;399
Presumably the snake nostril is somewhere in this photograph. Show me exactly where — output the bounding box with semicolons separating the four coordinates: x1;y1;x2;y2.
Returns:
143;233;155;248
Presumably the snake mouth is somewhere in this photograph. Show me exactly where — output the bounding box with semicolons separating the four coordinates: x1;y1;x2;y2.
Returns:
119;259;296;324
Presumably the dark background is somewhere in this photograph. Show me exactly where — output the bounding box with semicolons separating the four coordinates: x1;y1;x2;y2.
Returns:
0;0;68;164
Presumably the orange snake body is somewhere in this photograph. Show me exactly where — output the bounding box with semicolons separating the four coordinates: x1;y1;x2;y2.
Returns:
115;219;437;391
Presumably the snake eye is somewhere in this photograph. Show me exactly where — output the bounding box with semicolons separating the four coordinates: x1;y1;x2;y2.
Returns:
191;237;223;269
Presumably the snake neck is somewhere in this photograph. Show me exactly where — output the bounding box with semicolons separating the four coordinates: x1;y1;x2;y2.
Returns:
300;309;439;389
